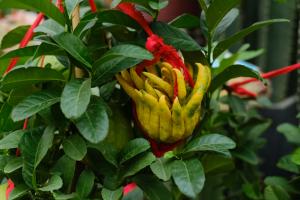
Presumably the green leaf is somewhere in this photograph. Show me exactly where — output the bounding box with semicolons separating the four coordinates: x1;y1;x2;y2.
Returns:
206;0;240;33
61;79;91;119
150;158;172;181
63;135;87;161
277;155;299;174
52;33;93;68
122;152;156;178
213;19;289;59
184;134;236;154
98;10;141;29
39;175;63;192
215;8;239;37
65;0;82;18
277;123;300;145
75;98;109;143
264;176;294;192
0;0;65;25
209;65;262;92
201;154;234;174
134;175;172;200
1;67;65;91
148;1;168;10
1;25;30;49
19;127;44;188
88;142;119;167
92;44;153;85
198;0;207;12
233;147;259;165
291;148;300;165
51;155;76;192
0;130;25;149
119;138;150;164
264;185;290;200
169;14;200;29
35;126;55;167
171;159;205;198
76;169;95;198
53;193;78;200
152;22;201;51
4;157;22;173
8;184;29;200
35;19;65;36
101;187;123;200
11;90;60;122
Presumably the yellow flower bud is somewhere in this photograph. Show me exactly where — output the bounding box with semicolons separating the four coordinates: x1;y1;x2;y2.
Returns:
116;62;211;143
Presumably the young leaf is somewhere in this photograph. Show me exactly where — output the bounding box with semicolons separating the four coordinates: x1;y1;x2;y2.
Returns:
151;22;201;51
206;0;240;33
1;67;65;91
101;187;123;200
1;25;30;49
150;158;172;181
74;98;109;143
4;157;22;173
277;123;300;145
171;159;205;198
213;19;289;59
0;0;65;25
52;33;93;69
60;79;91;119
39;175;63;192
169;14;201;29
0;130;25;149
62;135;87;161
19;127;44;188
134;175;172;200
184;134;236;154
11;90;60;122
119;138;150;164
8;184;29;200
76;169;95;198
92;44;153;85
209;65;262;92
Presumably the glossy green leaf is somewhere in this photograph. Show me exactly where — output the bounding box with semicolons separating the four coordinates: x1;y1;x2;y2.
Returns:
62;135;87;161
101;187;123;200
184;134;236;154
277;123;300;145
152;22;201;51
0;0;65;25
11;90;60;122
291;148;300;165
75;98;109;143
134;175;172;200
119;138;150;164
148;1;168;10
60;79;91;119
122;152;156;178
52;33;93;68
150;158;172;181
264;185;290;200
92;44;152;85
39;175;63;192
206;0;240;33
209;65;262;92
1;25;29;49
19;127;44;188
1;67;65;91
8;184;29;200
0;130;25;149
98;10;140;29
76;169;95;198
171;159;205;198
65;0;82;18
35;126;55;167
213;19;289;59
169;14;200;29
4;157;22;173
35;19;64;36
215;8;239;37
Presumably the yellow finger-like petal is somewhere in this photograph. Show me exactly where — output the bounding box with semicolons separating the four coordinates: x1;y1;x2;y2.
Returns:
187;64;194;79
184;109;200;138
190;63;210;96
173;68;187;101
143;72;173;98
130;68;144;90
143;91;160;139
116;74;139;102
185;90;205;118
145;65;159;76
158;95;172;143
171;97;185;142
145;79;157;99
121;70;133;86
